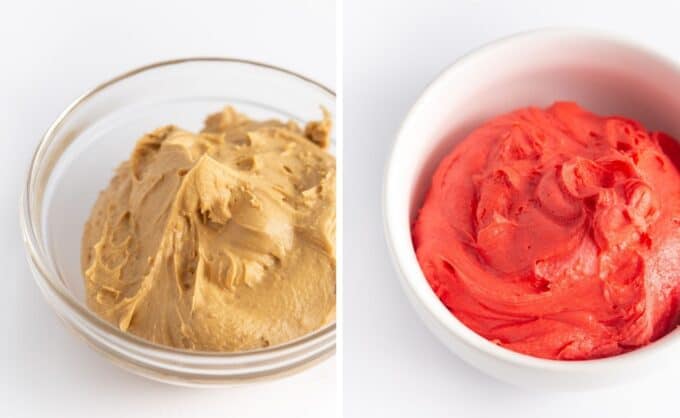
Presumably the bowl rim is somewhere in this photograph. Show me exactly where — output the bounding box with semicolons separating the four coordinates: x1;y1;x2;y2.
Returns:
383;27;680;372
21;57;336;360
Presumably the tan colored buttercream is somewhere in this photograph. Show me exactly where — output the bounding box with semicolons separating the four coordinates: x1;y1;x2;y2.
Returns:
81;107;335;352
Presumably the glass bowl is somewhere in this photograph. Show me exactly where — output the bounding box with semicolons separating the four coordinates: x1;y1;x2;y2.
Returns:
21;58;336;386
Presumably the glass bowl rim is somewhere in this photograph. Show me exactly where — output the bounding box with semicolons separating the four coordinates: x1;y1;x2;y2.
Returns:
21;57;337;360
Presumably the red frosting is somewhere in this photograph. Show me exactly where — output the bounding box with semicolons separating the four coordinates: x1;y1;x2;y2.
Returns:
412;102;680;360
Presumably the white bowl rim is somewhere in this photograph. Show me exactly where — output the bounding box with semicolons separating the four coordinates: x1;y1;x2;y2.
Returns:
383;27;680;373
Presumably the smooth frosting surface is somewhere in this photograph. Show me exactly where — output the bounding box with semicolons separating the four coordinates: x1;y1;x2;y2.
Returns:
82;107;335;352
413;102;680;359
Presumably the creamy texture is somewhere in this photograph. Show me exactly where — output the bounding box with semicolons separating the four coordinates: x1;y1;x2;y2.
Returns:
413;102;680;360
82;107;335;352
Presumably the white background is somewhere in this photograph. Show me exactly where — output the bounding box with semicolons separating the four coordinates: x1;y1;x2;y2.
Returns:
344;1;680;417
5;0;680;417
0;1;335;417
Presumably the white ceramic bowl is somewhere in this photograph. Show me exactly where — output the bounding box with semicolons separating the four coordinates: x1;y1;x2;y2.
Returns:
384;29;680;390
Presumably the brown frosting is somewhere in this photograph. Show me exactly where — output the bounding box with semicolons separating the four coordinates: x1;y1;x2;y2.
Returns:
82;107;335;352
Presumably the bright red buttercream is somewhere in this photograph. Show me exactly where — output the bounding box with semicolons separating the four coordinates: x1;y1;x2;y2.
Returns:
412;102;680;360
